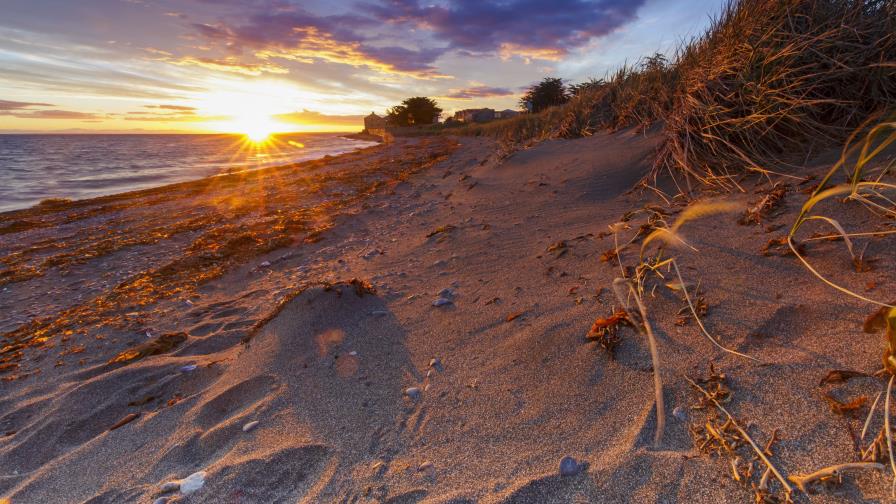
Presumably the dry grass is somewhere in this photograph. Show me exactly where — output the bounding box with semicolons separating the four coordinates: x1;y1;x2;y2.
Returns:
787;118;896;306
657;0;896;188
456;0;896;187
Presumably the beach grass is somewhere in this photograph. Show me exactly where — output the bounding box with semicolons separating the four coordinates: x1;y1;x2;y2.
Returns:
455;0;895;188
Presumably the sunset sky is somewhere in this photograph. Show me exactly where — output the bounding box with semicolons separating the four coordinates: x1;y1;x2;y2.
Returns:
1;0;722;133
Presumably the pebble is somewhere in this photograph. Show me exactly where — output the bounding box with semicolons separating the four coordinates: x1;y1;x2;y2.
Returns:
559;456;582;476
405;387;421;401
179;471;206;495
673;406;687;421
429;358;442;370
362;249;383;259
259;261;271;267
370;310;389;316
153;498;169;504
438;288;454;298
159;481;180;493
432;297;453;307
418;461;434;472
180;364;198;373
242;420;260;432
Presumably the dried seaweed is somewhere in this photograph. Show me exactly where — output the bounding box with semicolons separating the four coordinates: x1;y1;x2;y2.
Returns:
586;309;630;357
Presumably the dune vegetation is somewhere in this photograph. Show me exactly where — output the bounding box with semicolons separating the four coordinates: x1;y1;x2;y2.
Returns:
457;0;896;188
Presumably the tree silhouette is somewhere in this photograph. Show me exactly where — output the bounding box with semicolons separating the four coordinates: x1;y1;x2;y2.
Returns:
569;78;607;96
520;77;568;113
386;97;443;126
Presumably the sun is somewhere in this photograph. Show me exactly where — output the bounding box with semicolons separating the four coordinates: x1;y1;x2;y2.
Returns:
238;116;278;143
244;126;272;143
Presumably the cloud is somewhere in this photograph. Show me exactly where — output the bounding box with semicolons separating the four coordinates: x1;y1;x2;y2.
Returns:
0;99;54;111
367;0;646;60
144;104;197;111
187;9;450;79
0;99;101;120
123;114;221;122
153;54;290;76
274;109;365;126
443;85;515;99
7;109;104;120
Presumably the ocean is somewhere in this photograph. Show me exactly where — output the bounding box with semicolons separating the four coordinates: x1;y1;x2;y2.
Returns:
0;133;377;212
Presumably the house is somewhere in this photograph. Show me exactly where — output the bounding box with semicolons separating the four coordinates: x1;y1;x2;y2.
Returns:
364;112;386;132
363;112;390;139
495;109;520;119
453;108;496;123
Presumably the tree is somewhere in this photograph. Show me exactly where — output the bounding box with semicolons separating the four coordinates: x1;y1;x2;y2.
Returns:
569;78;607;96
520;77;568;113
386;97;443;126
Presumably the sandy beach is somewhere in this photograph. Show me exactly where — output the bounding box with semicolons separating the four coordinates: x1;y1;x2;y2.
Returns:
0;127;893;503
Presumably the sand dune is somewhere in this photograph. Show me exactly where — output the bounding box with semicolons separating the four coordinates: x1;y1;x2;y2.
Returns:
1;130;895;502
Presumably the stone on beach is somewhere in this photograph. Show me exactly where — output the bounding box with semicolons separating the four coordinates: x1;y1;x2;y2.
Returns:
405;387;421;401
242;420;260;432
159;481;180;493
559;456;582;476
672;406;688;421
178;471;206;495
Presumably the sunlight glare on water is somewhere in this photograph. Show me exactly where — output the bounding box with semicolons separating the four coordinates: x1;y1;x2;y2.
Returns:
0;133;377;212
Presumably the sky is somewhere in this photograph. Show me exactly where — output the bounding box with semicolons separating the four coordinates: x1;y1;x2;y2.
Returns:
0;0;724;133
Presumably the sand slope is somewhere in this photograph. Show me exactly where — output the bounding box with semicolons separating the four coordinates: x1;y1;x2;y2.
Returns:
2;130;896;503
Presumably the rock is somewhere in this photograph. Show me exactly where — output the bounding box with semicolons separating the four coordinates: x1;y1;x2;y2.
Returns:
180;364;197;373
405;387;421;401
159;481;180;493
362;249;383;259
153;498;169;504
438;288;454;298
429;358;442;371
259;261;271;267
559;456;581;476
370;310;389;316
432;297;452;307
418;461;434;472
242;420;260;432
179;471;206;495
432;259;447;267
673;406;688;421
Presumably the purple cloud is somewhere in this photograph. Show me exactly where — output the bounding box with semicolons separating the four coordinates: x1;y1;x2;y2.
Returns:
179;0;645;80
367;0;646;58
187;8;447;78
444;85;515;99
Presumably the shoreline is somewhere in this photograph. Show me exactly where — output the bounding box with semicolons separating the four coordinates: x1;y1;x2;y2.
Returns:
0;133;379;215
0;138;383;220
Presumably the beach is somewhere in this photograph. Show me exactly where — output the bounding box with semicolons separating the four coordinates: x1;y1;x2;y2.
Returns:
0;133;379;212
1;129;895;503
